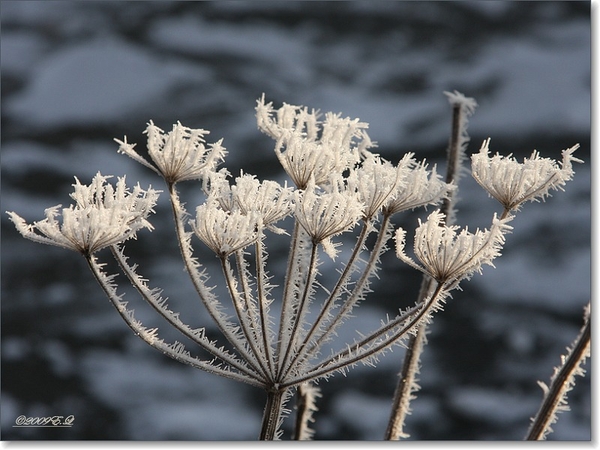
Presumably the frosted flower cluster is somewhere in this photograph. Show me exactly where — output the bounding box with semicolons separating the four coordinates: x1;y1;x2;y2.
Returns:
295;177;364;259
8;173;159;255
395;210;513;286
115;121;227;184
471;138;582;212
256;95;375;189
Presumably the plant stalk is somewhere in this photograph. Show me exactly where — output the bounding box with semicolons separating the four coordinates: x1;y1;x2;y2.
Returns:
385;92;473;439
260;387;287;440
525;306;591;440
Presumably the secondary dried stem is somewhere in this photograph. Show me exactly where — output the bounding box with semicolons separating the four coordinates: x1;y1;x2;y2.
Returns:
385;92;473;439
526;305;591;440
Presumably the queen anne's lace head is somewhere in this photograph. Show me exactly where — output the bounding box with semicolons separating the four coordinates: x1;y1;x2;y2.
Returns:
383;158;452;216
192;200;262;257
256;95;375;189
7;172;160;255
115;121;227;185
346;153;409;220
295;177;364;259
471;139;582;212
395;210;513;285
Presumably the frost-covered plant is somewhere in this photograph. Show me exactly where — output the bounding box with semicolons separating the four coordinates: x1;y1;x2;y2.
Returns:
7;93;585;440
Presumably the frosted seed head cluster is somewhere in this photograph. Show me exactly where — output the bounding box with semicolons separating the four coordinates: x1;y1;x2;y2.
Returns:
346;153;406;220
471;138;582;212
229;173;295;234
383;156;453;216
395;210;513;285
256;94;375;189
115;121;227;185
8;172;159;255
294;177;364;259
192;201;262;257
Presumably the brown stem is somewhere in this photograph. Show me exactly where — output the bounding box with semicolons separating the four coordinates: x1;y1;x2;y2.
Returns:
525;309;591;440
385;95;469;439
260;387;287;440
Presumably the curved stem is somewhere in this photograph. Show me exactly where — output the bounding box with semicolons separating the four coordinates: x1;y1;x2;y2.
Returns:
85;253;265;388
284;281;444;388
110;245;266;383
526;306;591;440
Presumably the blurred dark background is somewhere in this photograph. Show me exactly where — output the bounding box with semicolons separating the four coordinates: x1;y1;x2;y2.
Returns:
1;1;590;440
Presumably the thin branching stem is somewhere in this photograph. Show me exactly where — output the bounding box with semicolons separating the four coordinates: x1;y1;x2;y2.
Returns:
276;221;302;370
234;249;262;347
167;183;264;375
302;214;394;363
109;245;265;382
221;255;272;382
255;237;275;375
282;219;373;379
85;254;265;388
526;305;591;440
278;240;319;380
284;281;445;388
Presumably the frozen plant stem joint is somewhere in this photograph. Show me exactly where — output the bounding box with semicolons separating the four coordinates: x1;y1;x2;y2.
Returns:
6;93;584;440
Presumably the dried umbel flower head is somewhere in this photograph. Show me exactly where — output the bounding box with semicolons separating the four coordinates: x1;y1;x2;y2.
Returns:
230;174;295;234
294;177;364;259
256;95;375;189
346;153;409;220
471;138;582;212
395;210;513;286
115;121;227;185
7;172;160;255
383;159;453;216
192;200;262;257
